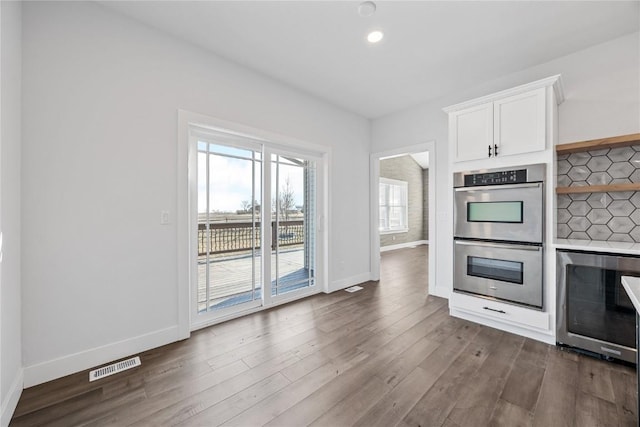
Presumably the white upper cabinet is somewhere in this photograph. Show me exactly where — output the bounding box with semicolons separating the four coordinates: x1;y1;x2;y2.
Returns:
450;103;493;162
445;76;563;164
494;87;546;157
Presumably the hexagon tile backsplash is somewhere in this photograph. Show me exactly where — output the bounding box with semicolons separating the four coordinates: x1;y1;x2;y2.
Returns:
557;145;640;242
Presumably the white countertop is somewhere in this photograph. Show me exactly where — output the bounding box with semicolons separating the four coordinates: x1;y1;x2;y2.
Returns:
622;276;640;314
554;239;640;256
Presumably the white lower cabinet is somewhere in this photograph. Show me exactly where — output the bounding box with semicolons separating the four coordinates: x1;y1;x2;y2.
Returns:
449;292;550;333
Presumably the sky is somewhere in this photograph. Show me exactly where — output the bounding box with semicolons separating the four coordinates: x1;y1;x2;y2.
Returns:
197;151;306;213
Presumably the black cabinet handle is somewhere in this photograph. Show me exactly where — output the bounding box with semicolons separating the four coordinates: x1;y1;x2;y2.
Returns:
488;145;492;157
494;144;499;156
483;306;506;314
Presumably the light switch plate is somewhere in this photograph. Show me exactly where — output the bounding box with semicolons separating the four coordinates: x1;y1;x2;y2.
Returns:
161;211;170;225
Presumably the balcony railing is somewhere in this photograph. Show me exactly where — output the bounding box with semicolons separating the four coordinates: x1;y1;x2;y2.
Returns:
198;220;304;255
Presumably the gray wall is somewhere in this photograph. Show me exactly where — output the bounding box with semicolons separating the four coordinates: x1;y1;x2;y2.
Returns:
380;155;428;247
1;0;24;423
422;168;429;241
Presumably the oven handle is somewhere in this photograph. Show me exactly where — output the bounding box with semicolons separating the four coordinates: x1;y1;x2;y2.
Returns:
454;240;542;252
454;182;541;192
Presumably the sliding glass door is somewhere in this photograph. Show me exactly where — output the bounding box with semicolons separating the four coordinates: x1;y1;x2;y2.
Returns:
269;153;316;299
192;129;322;326
196;140;263;316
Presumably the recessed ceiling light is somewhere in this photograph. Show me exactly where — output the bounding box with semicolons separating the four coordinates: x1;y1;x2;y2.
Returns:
358;1;376;17
367;30;384;44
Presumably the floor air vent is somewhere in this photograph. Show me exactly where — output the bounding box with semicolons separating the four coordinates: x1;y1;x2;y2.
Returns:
345;285;363;293
89;356;141;382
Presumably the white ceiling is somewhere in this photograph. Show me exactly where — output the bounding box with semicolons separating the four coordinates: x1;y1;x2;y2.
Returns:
100;1;640;119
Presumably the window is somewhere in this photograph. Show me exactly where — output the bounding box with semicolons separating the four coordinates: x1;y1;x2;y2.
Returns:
379;178;408;233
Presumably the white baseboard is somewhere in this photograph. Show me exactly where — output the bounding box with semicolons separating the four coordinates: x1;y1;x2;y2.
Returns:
23;326;180;388
1;368;23;427
380;240;428;253
327;272;373;293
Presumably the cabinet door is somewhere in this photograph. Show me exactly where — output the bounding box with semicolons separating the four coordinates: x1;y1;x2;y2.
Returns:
494;87;546;157
451;103;493;162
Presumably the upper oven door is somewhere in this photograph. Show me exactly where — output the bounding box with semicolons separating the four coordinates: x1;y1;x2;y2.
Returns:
454;182;543;243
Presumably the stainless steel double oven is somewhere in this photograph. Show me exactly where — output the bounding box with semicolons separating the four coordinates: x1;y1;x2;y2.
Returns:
453;164;545;309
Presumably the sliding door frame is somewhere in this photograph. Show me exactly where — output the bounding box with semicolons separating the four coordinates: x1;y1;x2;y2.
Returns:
191;133;264;326
265;146;323;307
178;110;330;336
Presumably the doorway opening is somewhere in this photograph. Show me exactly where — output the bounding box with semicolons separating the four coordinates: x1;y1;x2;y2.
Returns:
370;143;436;296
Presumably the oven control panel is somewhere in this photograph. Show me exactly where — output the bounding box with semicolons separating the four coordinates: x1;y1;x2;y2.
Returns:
463;169;527;187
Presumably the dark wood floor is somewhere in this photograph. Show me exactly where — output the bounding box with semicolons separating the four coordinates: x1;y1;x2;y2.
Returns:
11;246;638;426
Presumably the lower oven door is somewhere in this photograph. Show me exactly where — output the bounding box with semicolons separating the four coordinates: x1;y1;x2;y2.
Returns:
454;239;543;309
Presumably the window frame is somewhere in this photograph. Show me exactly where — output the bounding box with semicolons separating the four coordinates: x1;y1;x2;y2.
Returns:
379;177;409;234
